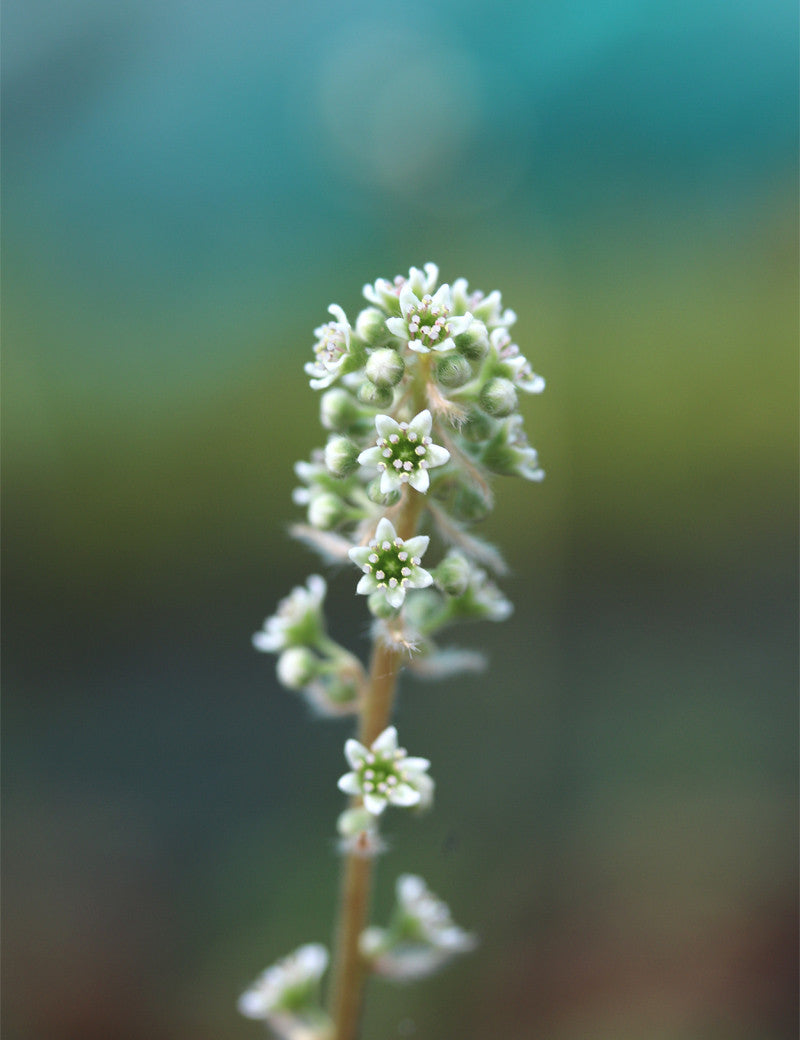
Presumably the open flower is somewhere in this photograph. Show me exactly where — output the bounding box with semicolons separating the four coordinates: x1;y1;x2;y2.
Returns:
337;725;432;815
360;874;476;981
489;327;545;394
304;305;355;389
357;410;450;494
348;517;432;609
253;575;327;653
238;943;329;1027
386;283;473;353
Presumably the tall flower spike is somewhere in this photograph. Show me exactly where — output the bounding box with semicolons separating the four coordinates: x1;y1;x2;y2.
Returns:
357;409;450;494
337;725;433;815
348;517;432;610
386;283;473;353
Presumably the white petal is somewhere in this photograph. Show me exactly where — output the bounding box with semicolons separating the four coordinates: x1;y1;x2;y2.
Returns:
345;738;368;768
409;469;430;493
363;792;387;815
357;446;384;467
375;414;400;439
371;725;398;755
252;630;281;653
407;409;432;438
349;546;373;568
402;535;429;558
380;469;402;494
237;989;268;1019
385;316;408;339
425;444;450;468
398;282;421;317
385;584;406;609
403;756;431;773
338;772;362;795
374;517;397;543
389;783;421;807
357;574;376;595
406;568;433;590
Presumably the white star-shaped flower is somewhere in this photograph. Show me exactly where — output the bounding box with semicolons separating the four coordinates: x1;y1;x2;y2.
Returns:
386;283;473;353
237;943;328;1020
304;304;353;389
348;517;433;609
357;409;450;494
252;575;327;653
337;725;432;816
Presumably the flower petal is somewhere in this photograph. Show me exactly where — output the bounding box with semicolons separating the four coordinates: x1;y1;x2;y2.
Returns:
363;792;387;815
371;726;398;755
389;783;421;807
385;316;407;339
425;444;450;468
338;772;362;795
375;414;400;439
357;446;384;467
357;573;376;596
409;469;430;493
407;409;433;438
374;517;397;544
402;535;430;559
345;738;368;768
385;584;407;609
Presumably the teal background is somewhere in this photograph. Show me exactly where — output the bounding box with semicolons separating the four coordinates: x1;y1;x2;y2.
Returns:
3;1;797;1038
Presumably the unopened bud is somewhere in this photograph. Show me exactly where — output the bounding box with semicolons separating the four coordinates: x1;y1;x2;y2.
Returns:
480;377;518;417
358;380;394;410
356;307;391;346
365;348;405;388
433;552;472;596
308;493;346;529
324;436;360;477
435;354;472;388
453;319;489;361
276;647;318;689
320;388;362;432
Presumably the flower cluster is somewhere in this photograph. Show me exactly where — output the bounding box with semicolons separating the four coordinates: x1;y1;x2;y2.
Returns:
337;726;433;816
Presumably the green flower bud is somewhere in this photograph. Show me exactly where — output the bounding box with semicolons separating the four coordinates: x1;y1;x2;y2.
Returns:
479;377;518;417
433;552;472;596
320;388;363;432
435;354;472;389
324;436;360;477
308;492;346;529
366;478;402;508
365;348;405;388
451;483;492;522
276;647;318;689
453;319;490;361
460;409;495;443
358;380;394;410
355;307;391;346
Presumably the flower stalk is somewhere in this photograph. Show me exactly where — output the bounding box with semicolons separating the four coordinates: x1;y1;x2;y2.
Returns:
242;264;545;1040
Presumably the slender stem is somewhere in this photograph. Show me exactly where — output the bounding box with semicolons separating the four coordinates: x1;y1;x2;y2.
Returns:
328;484;424;1040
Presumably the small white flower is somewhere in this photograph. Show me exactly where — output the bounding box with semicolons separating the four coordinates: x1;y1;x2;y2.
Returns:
238;943;328;1020
490;327;545;394
253;575;327;653
451;277;517;330
386;283;473;354
357;410;450;494
360;874;476;981
363;263;439;313
337;725;432;816
304;305;354;389
348;517;433;609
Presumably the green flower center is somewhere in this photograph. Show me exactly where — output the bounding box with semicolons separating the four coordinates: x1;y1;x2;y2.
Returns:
359;749;408;795
377;427;431;478
407;295;450;348
365;537;420;590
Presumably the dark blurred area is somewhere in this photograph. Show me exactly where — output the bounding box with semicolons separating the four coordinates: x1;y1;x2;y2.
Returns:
2;1;797;1038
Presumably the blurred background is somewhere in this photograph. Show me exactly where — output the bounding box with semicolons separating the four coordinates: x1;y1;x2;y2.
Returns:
2;1;797;1038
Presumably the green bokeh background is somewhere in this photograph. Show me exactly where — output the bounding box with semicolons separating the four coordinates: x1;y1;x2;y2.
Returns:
3;2;797;1038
